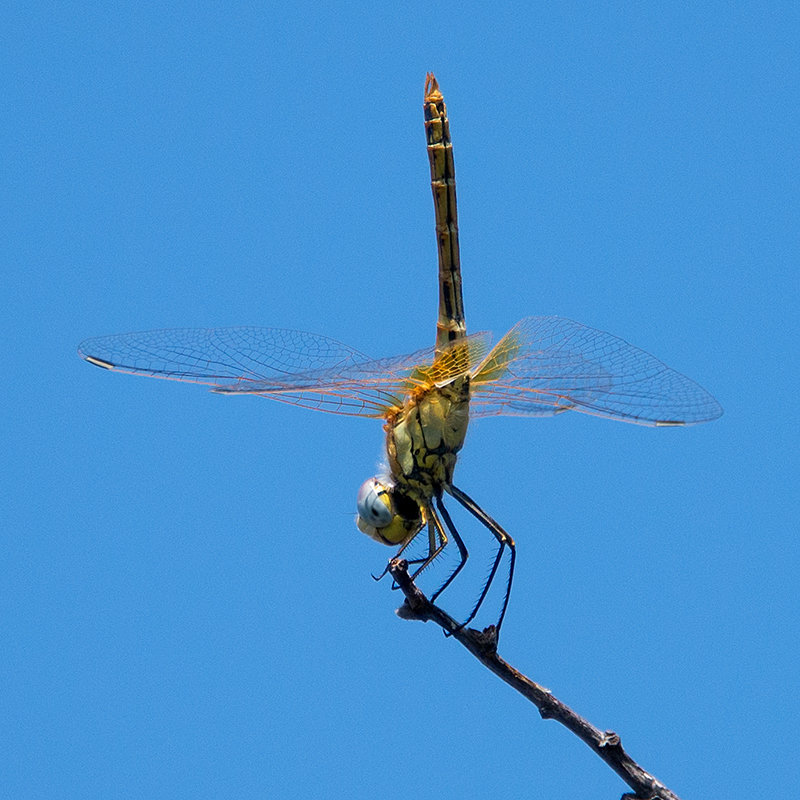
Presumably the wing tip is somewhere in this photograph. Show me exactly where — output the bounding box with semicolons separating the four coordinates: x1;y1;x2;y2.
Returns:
83;354;116;370
654;402;724;427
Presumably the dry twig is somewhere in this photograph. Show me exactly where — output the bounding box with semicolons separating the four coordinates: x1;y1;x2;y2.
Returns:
389;558;681;800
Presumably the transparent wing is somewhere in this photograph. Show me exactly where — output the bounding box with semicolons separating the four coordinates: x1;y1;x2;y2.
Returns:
78;327;492;417
470;316;722;426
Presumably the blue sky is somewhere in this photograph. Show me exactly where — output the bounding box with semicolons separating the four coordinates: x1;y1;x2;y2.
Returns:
4;2;798;798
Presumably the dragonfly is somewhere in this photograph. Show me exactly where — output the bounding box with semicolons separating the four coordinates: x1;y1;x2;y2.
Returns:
79;74;722;637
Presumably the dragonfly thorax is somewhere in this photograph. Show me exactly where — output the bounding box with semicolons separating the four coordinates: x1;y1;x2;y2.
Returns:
385;378;470;500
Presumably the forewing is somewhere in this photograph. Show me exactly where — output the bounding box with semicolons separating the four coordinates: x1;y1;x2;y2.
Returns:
470;316;722;426
78;327;492;417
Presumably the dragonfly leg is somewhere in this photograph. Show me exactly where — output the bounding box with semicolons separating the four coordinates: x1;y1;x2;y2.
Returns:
374;510;435;586
387;511;450;590
449;484;516;635
428;497;469;603
371;524;426;582
409;513;447;582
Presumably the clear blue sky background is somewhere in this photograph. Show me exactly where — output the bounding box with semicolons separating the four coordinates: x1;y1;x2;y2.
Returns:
4;3;798;798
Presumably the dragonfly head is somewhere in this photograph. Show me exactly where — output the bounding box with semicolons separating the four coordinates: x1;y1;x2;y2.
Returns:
356;477;423;546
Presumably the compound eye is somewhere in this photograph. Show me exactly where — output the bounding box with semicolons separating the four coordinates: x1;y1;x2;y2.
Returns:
356;477;394;528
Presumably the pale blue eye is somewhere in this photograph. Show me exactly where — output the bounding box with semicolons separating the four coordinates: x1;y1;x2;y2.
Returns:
357;477;393;527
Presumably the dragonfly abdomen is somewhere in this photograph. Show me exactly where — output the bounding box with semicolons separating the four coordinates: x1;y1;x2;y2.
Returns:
425;73;466;356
